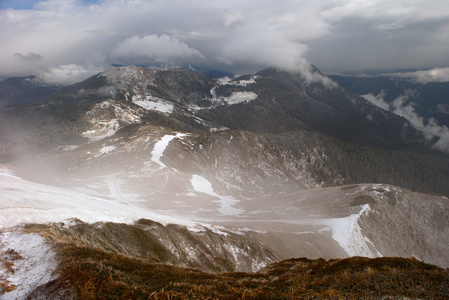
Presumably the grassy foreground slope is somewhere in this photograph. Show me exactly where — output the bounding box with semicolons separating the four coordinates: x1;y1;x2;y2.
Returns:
20;221;449;300
32;250;449;299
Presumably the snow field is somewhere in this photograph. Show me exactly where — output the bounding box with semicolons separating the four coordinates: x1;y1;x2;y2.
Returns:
82;119;120;142
191;175;244;215
132;95;174;114
318;204;381;257
209;76;259;105
0;168;218;234
150;133;186;169
0;229;57;300
224;92;258;104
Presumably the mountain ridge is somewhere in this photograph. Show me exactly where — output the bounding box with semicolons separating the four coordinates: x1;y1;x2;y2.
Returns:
1;65;448;196
1;63;449;298
0;66;431;144
4;220;449;299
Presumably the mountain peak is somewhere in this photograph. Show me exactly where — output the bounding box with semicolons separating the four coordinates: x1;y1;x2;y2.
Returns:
97;65;157;87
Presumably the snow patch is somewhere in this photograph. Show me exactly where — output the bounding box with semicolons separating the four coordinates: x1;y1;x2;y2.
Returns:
319;204;381;257
224;92;258;105
209;76;259;105
210;89;257;105
99;66;155;87
0;167;203;231
104;176;142;203
219;76;259;86
0;168;19;179
224;243;241;264
150;133;186;169
59;145;80;151
217;76;233;83
0;229;57;299
134;99;174;113
132;95;174;114
94;145;116;157
82;100;142;142
83;119;120;142
191;175;244;215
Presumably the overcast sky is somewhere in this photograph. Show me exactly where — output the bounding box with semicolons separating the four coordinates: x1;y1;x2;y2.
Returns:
1;0;449;84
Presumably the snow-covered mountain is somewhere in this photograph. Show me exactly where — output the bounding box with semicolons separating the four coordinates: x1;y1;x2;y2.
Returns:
1;65;449;298
0;65;430;158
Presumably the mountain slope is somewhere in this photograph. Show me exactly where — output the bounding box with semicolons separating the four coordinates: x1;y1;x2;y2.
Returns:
195;67;425;150
1;66;448;196
330;73;449;153
2;128;449;268
0;76;59;108
329;73;449;128
1;65;449;298
0;65;431;159
4;223;449;299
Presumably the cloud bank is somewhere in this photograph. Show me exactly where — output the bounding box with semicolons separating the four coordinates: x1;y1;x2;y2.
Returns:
1;0;449;84
363;90;449;154
386;68;449;83
35;64;105;85
362;91;390;111
111;34;205;64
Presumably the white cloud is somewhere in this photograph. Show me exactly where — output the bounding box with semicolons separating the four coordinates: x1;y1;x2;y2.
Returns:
111;34;204;63
1;0;449;81
391;92;449;153
362;89;449;153
35;64;103;85
386;67;449;83
14;52;44;63
362;91;390;111
223;11;244;27
309;1;449;72
221;24;310;72
322;0;449;24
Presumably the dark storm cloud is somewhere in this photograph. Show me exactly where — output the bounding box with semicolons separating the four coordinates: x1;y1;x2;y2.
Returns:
1;0;449;84
306;17;449;73
111;34;205;65
14;52;44;63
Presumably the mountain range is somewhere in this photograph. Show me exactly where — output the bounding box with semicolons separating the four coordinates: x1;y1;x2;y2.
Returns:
0;65;448;299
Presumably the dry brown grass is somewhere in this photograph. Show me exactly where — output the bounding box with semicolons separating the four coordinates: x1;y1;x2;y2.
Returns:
0;247;24;295
21;222;449;299
49;249;449;299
